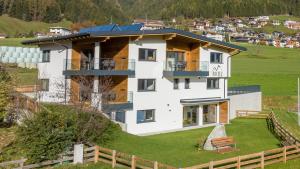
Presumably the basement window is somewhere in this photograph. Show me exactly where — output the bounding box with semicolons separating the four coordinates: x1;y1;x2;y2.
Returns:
137;109;155;123
40;79;49;91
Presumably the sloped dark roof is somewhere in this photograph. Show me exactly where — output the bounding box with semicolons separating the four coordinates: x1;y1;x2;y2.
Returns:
79;24;120;33
22;27;246;51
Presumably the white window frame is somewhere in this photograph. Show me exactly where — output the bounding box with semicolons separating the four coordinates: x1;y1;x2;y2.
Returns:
137;109;155;123
210;52;223;64
42;50;50;62
138;79;156;92
207;78;219;89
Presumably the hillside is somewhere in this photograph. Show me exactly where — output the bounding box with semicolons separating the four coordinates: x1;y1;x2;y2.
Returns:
0;15;72;36
0;0;300;24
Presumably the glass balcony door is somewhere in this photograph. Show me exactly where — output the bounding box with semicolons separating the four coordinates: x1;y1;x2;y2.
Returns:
80;49;94;70
166;51;186;71
183;106;199;127
203;104;217;124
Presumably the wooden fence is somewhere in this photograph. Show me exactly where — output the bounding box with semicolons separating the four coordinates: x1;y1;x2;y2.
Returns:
267;112;300;145
183;144;300;169
12;92;39;113
0;145;176;169
15;85;40;93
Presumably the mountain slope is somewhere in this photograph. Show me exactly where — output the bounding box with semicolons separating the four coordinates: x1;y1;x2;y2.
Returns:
0;15;72;36
1;0;300;24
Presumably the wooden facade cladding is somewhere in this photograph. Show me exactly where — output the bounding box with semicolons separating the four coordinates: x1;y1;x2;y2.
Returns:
71;43;95;70
110;76;128;103
219;101;229;124
166;39;200;71
101;37;129;70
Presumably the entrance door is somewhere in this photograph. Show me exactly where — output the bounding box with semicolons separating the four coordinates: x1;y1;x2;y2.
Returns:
203;104;217;124
183;106;199;127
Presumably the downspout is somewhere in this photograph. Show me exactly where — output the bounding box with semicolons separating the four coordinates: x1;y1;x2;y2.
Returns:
52;40;69;104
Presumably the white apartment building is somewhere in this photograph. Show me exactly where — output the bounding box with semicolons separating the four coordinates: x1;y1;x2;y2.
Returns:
22;25;246;135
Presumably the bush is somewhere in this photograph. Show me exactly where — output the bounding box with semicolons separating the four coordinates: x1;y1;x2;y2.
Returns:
17;104;120;163
17;109;76;163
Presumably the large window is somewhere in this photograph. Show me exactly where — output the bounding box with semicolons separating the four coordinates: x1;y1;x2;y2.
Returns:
42;50;50;62
139;48;156;61
137;109;155;123
185;78;190;89
138;79;156;91
210;52;223;64
207;78;219;89
174;78;179;89
40;79;49;91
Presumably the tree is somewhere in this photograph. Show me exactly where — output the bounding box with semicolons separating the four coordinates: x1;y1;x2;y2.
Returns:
0;63;13;123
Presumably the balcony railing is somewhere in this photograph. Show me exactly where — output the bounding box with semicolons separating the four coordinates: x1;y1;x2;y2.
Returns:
228;85;261;96
164;61;209;72
101;91;133;104
64;58;135;71
164;61;209;71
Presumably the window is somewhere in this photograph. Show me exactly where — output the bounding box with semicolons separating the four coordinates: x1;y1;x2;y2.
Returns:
207;78;219;89
40;79;49;91
139;48;156;61
185;78;190;89
138;79;156;91
210;52;222;64
115;111;125;123
174;78;179;89
137;109;155;123
42;50;50;62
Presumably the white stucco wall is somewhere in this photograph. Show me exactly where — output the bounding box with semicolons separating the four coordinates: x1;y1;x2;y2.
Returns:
38;43;72;103
125;37;229;135
229;92;262;120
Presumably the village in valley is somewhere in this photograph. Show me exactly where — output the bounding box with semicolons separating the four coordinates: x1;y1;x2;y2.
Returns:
0;1;300;169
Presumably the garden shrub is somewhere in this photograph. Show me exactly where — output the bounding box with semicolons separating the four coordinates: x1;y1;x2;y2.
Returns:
17;104;120;162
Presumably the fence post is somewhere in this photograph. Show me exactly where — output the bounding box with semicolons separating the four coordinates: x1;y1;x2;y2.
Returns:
131;155;136;169
94;146;99;163
237;156;241;169
209;161;213;169
112;150;116;168
154;161;158;169
260;151;264;169
73;144;84;164
283;146;287;163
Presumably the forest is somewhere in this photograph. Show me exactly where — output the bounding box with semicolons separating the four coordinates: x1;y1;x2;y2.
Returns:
0;0;300;24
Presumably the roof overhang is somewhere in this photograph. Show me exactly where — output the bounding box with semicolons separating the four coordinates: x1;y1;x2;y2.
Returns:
181;97;229;105
21;28;247;52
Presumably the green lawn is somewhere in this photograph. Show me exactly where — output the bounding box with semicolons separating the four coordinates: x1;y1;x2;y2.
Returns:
0;38;35;47
266;159;300;169
230;43;300;96
103;119;279;167
15;68;38;85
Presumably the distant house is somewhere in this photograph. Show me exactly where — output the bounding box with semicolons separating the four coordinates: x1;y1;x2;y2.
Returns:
257;16;269;21
35;32;47;38
133;19;165;30
205;33;224;41
272;20;280;26
284;20;300;30
49;27;72;36
286;40;294;48
0;33;7;39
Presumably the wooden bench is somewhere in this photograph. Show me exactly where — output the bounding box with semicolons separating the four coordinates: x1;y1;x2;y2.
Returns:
211;136;236;153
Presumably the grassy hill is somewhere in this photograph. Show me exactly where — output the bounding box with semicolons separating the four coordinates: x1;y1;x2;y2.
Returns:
229;43;300;96
0;15;72;36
